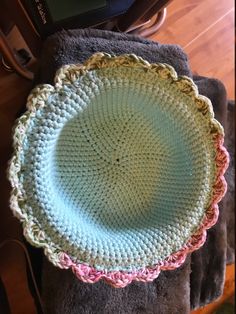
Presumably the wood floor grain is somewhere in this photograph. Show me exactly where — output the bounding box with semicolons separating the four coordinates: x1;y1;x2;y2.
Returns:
151;0;235;99
150;0;234;47
185;9;235;99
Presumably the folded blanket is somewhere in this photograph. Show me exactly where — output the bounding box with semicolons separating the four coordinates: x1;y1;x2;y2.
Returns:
42;257;191;314
28;28;234;314
189;78;235;309
224;100;235;264
36;28;191;84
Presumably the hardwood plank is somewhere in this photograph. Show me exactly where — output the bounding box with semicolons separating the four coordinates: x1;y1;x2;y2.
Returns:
150;0;234;47
150;0;234;99
185;9;235;99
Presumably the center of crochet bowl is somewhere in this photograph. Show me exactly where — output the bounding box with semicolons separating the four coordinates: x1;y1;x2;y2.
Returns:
54;87;204;234
55;97;168;231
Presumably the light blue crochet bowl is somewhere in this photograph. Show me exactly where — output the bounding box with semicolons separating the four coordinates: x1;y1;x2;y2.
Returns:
8;53;228;287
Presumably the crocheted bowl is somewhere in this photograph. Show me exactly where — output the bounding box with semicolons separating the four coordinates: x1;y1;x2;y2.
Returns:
8;53;229;288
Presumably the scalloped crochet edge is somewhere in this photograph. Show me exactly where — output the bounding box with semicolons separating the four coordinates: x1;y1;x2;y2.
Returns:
8;53;229;288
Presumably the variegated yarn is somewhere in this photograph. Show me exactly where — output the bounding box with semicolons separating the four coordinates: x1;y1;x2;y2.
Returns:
8;53;229;288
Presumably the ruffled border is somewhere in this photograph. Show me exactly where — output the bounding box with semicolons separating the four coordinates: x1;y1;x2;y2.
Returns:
8;53;229;288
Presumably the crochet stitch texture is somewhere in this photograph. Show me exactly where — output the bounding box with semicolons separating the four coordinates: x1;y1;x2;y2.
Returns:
8;53;229;287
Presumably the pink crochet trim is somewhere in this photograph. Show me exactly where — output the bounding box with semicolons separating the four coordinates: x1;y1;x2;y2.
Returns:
59;134;229;288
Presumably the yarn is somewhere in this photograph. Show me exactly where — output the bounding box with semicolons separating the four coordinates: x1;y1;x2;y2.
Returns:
8;53;229;287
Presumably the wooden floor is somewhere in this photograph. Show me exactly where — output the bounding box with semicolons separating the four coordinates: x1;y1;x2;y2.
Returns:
0;0;234;313
150;0;235;99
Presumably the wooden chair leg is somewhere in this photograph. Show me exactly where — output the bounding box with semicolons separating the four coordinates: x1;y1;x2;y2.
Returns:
0;29;34;80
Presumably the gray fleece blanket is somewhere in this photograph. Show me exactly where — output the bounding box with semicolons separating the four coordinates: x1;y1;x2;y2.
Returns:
32;29;234;314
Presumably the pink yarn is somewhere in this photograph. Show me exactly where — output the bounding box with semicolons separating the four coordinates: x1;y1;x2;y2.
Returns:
59;134;229;288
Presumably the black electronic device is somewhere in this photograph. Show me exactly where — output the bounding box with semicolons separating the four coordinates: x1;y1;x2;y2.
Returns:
21;0;134;37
